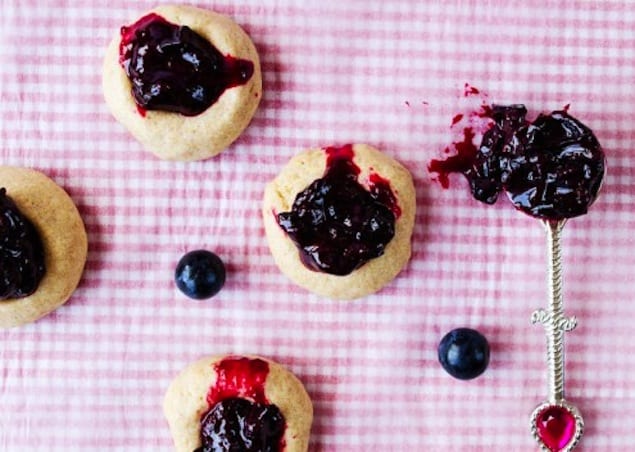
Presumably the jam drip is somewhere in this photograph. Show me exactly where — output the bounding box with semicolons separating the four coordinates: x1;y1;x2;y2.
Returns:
197;357;286;452
430;105;605;220
207;356;270;405
0;188;46;300
196;398;285;452
277;145;398;276
119;13;254;116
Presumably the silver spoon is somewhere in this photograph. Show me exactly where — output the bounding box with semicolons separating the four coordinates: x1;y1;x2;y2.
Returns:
529;219;584;451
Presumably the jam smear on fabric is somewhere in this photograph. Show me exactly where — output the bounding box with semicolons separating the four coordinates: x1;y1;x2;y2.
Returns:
0;188;46;300
196;357;286;452
451;113;464;126
119;13;254;116
429;105;605;220
428;127;479;190
277;144;399;276
464;83;480;96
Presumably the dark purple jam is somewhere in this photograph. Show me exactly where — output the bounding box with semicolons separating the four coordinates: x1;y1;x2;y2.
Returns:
195;397;285;452
0;188;46;300
277;144;398;276
504;110;605;219
119;13;254;117
429;105;606;220
465;104;529;204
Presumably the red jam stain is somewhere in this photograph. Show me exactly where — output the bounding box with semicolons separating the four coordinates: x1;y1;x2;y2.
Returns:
369;172;401;218
427;85;494;189
118;13;164;61
427;128;477;189
324;143;359;173
206;356;270;406
135;104;147;118
477;104;493;118
451;113;464;126
200;357;287;452
464;83;480;96
118;13;254;117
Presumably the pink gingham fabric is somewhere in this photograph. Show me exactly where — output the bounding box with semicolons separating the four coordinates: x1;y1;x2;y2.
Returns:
1;0;635;450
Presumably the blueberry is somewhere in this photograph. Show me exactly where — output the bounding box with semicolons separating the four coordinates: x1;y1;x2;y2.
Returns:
438;328;490;380
175;250;226;299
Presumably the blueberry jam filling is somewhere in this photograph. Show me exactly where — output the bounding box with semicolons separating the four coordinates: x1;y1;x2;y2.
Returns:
0;188;46;300
195;397;285;452
429;105;605;220
467;104;529;204
277;145;398;276
505;110;605;219
119;13;254;116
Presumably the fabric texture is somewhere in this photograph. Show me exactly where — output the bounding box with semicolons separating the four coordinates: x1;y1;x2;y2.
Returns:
1;1;634;450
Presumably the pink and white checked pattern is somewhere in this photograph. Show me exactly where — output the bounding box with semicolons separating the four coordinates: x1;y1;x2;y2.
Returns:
1;1;635;450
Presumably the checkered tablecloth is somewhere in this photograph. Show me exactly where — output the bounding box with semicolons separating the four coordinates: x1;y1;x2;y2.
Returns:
1;1;634;450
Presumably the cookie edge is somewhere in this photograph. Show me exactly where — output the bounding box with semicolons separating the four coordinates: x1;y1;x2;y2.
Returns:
262;143;416;300
0;166;88;329
162;354;313;452
102;4;263;161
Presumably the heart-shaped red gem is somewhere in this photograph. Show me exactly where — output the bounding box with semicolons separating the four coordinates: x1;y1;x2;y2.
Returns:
536;405;576;451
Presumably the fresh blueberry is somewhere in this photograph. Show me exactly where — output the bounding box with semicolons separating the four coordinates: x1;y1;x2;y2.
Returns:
438;327;490;380
175;250;226;299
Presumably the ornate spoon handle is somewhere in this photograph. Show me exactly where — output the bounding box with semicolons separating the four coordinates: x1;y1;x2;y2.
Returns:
529;219;584;452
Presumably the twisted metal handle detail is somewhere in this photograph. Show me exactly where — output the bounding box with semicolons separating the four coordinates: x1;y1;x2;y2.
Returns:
539;219;572;402
530;222;585;451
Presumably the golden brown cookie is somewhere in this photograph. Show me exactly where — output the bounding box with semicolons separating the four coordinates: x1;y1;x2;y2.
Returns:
0;166;87;329
163;355;313;452
102;4;262;161
263;144;416;300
